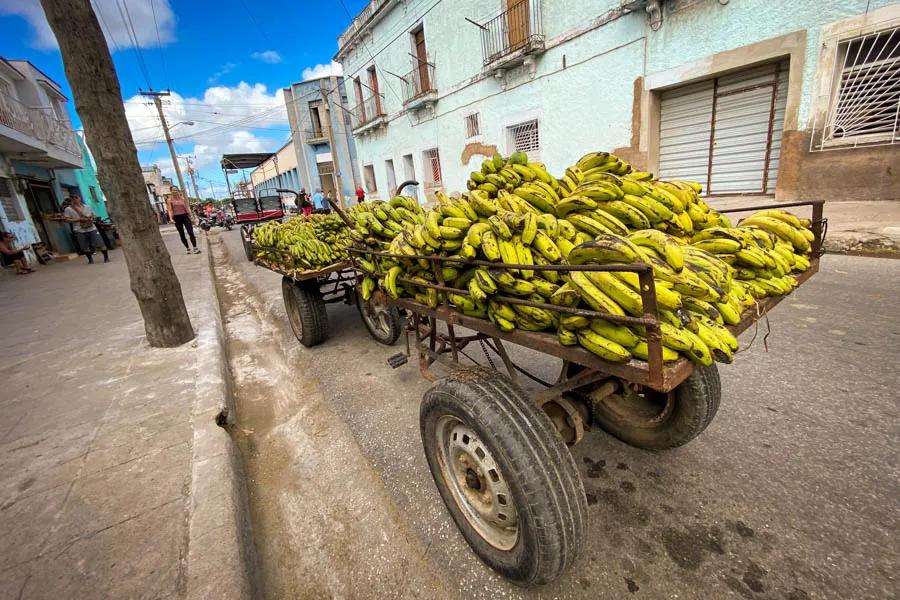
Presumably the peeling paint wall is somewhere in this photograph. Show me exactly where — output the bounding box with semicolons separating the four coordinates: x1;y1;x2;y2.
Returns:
0;156;40;247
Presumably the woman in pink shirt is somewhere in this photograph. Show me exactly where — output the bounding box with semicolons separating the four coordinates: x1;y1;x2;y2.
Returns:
166;187;200;254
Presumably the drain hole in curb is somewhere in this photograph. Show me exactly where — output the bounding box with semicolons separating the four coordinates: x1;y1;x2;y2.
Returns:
215;408;230;428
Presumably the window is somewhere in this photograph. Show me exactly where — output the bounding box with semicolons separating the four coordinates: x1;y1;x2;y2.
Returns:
422;148;442;187
367;66;382;115
89;186;99;203
309;101;324;137
507;119;540;160
825;27;899;146
363;164;377;193
465;113;481;138
0;177;24;221
0;79;11;98
385;159;397;194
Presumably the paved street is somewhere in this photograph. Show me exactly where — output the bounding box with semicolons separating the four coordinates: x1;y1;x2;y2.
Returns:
215;228;899;600
0;230;250;600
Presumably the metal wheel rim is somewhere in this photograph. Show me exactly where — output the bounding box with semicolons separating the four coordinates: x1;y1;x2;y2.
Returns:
597;385;675;429
361;293;392;337
435;415;519;551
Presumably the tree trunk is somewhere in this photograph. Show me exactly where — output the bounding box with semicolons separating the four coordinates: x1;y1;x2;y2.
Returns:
40;0;194;347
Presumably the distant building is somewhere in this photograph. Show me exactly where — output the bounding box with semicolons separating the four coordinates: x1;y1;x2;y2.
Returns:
335;0;899;203
1;57;85;254
141;164;173;218
282;75;360;207
249;140;301;208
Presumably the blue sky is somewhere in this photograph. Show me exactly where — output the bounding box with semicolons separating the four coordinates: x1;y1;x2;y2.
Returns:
0;0;368;197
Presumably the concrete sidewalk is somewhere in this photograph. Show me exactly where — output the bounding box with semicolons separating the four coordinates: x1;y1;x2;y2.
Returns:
707;198;900;256
0;230;255;599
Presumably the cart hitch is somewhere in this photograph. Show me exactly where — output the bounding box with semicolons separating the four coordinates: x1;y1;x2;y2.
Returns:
387;353;409;369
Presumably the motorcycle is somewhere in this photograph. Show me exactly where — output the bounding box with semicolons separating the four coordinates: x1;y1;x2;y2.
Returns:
199;211;234;231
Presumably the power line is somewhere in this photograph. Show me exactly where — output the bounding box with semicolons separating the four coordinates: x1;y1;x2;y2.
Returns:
149;0;169;82
91;0;122;54
235;0;275;47
113;0;153;89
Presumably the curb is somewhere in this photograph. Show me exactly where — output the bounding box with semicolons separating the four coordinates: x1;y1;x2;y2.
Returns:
184;235;260;599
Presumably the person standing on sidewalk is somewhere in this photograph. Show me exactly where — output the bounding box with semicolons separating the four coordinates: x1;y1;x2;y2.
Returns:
166;186;201;255
64;195;108;263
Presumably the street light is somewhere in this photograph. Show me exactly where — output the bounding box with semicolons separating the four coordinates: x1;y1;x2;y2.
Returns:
172;121;195;127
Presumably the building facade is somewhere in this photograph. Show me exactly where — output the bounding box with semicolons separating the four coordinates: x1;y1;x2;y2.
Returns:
249;140;301;207
1;57;85;254
336;0;899;204
141;164;174;219
282;75;360;206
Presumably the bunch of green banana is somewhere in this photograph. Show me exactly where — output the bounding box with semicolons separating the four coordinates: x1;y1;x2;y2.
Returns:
251;212;354;275
356;149;817;368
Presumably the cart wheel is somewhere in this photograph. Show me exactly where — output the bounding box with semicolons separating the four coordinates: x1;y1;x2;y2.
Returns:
581;365;721;451
357;289;402;345
282;277;328;347
421;367;587;585
242;227;254;262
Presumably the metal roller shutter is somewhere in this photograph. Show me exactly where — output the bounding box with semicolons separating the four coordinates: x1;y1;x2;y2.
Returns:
658;60;788;195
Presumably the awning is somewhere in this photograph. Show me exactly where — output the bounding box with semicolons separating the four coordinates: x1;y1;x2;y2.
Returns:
220;153;275;170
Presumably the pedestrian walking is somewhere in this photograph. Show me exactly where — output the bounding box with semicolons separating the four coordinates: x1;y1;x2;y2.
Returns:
312;188;325;212
0;231;35;274
356;185;365;204
299;187;313;216
64;194;109;263
325;190;335;210
166;186;201;255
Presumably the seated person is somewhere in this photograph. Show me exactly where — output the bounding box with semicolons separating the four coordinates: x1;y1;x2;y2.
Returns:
0;232;34;274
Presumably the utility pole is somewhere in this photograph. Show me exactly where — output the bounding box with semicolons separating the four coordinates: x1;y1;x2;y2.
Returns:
185;156;202;205
319;78;345;208
141;90;188;201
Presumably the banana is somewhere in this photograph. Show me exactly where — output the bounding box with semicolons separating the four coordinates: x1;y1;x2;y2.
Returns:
488;215;513;240
566;213;615;237
628;229;685;272
568;271;626;316
567;234;639;265
465;222;491;247
516;241;535;279
521;213;538;245
489;300;517;322
577;329;632;363
693;238;743;254
631;341;680;362
481;231;501;261
557;219;577;241
468;278;488;303
555;195;598;217
587;271;644;316
532;231;562;263
558;328;579;346
589;318;640;348
425;211;441;240
536;213;559;239
739;216;810;253
385;266;402;299
550;282;581;307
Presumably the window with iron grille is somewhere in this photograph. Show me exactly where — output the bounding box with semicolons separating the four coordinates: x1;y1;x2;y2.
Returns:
0;177;24;221
825;27;899;146
465;113;480;138
423;148;442;186
507;119;540;160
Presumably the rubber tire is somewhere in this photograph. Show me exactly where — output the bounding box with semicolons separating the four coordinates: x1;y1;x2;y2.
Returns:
282;277;328;347
593;365;721;451
242;226;254;262
420;367;587;586
356;289;402;345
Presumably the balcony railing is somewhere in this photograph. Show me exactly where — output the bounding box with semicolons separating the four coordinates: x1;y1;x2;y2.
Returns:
0;92;79;158
0;92;36;138
304;126;330;144
351;94;386;131
338;0;390;50
480;0;544;67
402;61;437;105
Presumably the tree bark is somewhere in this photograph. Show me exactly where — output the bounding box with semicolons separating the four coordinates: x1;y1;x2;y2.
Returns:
40;0;194;347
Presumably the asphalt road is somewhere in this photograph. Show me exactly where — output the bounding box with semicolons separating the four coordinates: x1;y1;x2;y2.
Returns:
214;228;899;600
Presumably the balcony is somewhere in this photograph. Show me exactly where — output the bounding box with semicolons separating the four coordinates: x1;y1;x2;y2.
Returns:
350;94;387;136
402;62;437;111
478;0;545;73
337;0;391;54
304;126;330;145
0;92;82;168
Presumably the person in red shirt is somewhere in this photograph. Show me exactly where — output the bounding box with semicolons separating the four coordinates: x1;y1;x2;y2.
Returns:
356;185;365;204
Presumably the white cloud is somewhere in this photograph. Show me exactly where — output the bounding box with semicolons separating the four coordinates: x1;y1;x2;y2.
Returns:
251;50;282;64
0;0;176;51
125;82;289;189
301;61;343;81
207;62;238;84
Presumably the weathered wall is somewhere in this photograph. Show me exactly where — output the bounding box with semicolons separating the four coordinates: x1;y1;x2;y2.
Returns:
337;0;899;202
0;156;40;246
